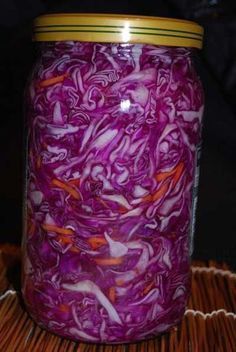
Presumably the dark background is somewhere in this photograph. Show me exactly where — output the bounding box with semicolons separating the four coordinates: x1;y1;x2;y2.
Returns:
0;1;236;269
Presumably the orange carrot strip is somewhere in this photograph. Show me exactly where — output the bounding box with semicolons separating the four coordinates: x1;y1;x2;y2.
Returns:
172;162;185;188
142;194;152;202
95;197;110;210
52;179;81;200
36;156;41;169
57;235;80;252
155;168;176;182
152;181;170;202
70;246;80;253
42;224;74;235
68;178;80;186
38;74;68;88
116;279;125;286
143;281;155;295
59;304;69;313
108;287;116;303
58;235;73;244
155;162;185;184
118;206;129;214
88;237;107;250
143;181;169;203
143;162;185;203
94;257;123;266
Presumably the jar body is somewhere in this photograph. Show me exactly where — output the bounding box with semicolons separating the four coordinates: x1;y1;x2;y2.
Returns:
22;42;204;343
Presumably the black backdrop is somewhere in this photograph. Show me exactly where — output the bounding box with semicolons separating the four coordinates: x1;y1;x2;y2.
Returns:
0;0;236;269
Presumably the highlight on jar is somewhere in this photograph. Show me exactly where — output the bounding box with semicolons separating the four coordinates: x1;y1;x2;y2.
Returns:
22;13;204;344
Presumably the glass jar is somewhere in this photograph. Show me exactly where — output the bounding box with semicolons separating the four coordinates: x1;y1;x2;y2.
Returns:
22;14;204;343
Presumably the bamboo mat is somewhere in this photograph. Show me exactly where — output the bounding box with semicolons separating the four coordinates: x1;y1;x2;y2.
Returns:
0;245;235;352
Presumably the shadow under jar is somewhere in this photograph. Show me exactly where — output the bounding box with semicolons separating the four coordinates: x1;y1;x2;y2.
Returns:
22;13;204;344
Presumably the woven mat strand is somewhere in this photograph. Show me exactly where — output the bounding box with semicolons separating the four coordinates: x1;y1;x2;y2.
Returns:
0;245;236;352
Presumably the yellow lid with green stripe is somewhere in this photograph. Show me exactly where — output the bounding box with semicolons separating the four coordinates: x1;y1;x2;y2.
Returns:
33;13;204;49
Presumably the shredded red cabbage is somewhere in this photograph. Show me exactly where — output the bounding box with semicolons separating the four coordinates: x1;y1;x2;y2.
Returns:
22;42;204;343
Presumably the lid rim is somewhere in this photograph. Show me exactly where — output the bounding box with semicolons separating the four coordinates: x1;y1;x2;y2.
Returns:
34;12;203;26
34;24;203;38
33;13;204;49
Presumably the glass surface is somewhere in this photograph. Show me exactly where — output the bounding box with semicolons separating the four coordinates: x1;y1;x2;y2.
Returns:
22;42;204;343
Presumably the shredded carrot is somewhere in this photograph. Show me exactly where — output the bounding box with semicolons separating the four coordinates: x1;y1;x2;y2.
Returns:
42;224;74;235
142;194;152;202
95;197;110;210
116;279;125;286
152;181;170;202
143;281;155;296
108;287;116;303
57;234;80;253
36;156;41;169
94;257;123;266
172;162;184;188
38;73;68;88
143;181;169;203
88;237;107;250
156;162;185;185
143;162;185;203
118;206;129;214
57;234;73;244
59;304;69;313
167;232;177;240
68;178;80;186
52;178;81;200
70;246;80;253
155;167;176;182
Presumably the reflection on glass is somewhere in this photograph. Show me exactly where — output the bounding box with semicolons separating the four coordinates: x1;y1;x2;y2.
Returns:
120;99;131;111
121;23;131;42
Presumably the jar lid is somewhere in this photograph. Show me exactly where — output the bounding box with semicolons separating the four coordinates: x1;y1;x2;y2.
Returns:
33;13;203;49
